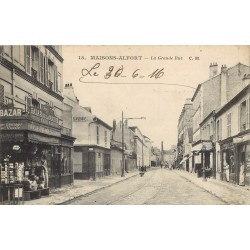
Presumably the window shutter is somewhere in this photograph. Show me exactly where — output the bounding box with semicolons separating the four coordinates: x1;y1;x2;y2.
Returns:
44;56;48;86
247;98;250;130
54;64;58;92
0;84;4;105
25;46;31;74
39;51;44;83
238;105;240;132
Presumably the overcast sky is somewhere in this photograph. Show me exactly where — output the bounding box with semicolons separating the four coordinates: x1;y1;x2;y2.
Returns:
62;45;249;149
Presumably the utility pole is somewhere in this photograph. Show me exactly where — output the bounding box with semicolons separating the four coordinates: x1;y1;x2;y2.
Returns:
121;112;146;177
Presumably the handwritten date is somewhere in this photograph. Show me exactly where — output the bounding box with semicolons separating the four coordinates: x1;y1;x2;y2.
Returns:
79;63;164;82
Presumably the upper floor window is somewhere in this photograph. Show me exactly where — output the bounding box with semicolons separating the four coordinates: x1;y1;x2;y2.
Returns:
104;131;107;147
24;46;58;92
96;126;99;145
217;119;222;141
227;113;232;137
239;101;247;132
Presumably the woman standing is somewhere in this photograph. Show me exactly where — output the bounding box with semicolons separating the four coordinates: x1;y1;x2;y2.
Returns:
239;162;245;186
224;162;230;182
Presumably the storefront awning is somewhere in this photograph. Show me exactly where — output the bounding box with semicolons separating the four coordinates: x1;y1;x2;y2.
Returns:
192;141;214;151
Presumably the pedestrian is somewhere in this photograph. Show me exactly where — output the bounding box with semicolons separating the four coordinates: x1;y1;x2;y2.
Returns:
239;161;245;186
224;162;230;182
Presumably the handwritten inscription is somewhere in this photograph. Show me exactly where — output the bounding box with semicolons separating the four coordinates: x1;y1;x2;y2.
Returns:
79;63;165;82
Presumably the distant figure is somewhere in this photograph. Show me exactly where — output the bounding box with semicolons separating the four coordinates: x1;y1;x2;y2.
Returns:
224;162;230;182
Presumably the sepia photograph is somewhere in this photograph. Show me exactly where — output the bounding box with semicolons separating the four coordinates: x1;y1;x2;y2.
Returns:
1;2;250;250
0;45;249;205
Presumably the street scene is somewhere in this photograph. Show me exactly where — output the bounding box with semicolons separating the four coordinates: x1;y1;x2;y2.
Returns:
0;45;250;205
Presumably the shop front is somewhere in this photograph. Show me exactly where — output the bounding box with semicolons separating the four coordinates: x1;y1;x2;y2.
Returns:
233;132;250;186
73;145;111;180
192;140;214;178
219;138;236;183
0;107;74;202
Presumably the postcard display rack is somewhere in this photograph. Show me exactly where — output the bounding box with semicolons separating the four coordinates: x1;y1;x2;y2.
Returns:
0;160;24;205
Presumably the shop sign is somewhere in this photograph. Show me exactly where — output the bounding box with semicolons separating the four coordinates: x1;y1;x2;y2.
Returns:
0;108;22;117
28;122;61;137
0;120;27;130
30;107;58;123
73;117;94;122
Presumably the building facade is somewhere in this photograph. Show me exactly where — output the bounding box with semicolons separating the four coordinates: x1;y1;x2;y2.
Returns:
112;120;137;172
177;98;194;170
214;82;250;185
191;63;250;177
0;45;75;190
63;83;112;180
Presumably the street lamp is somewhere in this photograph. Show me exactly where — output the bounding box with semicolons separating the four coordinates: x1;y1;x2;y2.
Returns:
121;111;146;177
201;144;207;182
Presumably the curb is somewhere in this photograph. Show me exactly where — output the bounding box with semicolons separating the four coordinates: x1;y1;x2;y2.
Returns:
57;173;138;205
175;172;230;204
174;170;250;204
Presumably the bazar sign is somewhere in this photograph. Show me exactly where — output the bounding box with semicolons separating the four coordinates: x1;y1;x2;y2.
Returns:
0;108;22;117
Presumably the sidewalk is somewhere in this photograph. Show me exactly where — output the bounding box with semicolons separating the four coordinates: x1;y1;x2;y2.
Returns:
174;170;250;205
24;172;138;205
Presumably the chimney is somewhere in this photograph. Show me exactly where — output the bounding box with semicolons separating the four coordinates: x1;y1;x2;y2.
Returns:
113;119;116;131
63;83;79;103
209;62;218;78
221;64;227;74
220;64;228;106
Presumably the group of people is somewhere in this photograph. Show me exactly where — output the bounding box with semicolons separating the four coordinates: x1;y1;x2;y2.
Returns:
224;161;247;186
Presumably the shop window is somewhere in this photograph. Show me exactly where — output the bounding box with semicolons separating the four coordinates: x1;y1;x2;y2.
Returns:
61;147;71;174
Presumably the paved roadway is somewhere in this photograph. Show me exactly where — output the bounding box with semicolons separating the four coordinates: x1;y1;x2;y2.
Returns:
67;168;226;205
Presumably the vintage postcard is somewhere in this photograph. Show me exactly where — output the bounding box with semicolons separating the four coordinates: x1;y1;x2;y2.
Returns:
0;45;249;205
